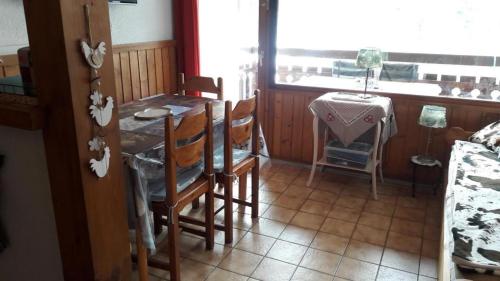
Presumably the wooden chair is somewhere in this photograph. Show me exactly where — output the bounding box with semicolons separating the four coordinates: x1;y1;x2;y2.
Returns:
178;73;223;100
214;90;260;244
149;102;215;281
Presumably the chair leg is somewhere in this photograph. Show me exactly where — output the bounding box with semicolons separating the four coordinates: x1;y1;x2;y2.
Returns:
167;212;181;281
192;198;200;209
205;189;214;250
378;163;385;184
153;212;162;236
239;172;247;201
251;159;260;218
223;175;234;244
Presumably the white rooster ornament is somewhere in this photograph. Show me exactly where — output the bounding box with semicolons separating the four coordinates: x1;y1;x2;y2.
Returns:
90;146;111;178
89;90;114;127
81;41;106;69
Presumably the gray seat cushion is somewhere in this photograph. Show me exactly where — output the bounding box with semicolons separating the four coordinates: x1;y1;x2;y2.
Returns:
149;162;204;202
214;147;251;172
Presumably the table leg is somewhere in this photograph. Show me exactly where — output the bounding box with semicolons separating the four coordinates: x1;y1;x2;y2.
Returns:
307;116;319;187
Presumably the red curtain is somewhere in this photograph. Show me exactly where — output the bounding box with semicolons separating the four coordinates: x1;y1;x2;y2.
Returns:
173;0;201;96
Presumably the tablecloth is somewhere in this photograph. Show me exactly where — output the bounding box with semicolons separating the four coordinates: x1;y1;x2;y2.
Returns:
309;92;397;146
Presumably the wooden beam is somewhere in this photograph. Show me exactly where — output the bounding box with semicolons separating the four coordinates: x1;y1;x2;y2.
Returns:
23;0;131;280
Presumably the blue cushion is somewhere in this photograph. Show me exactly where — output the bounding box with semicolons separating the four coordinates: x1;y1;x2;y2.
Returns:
214;147;251;172
149;162;204;202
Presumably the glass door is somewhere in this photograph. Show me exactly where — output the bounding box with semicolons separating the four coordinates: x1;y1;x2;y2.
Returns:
199;0;260;102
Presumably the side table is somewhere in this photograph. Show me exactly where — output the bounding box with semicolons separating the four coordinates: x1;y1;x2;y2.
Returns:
410;155;442;197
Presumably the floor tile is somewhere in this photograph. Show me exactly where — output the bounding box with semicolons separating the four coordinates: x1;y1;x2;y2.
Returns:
381;248;420;274
320;218;356;238
328;206;360;223
421;239;439;258
419;257;438;278
376;266;418;281
316;180;345;194
218;248;263;276
335;195;367;210
290;212;325;230
260;179;289;193
300;248;341;275
345;240;384;264
178;259;215;281
284;184;314;199
232;212;258;230
423;224;441;241
251;257;297;281
214;226;247;246
386;231;422;254
269;172;297;184
310;232;349;255
291;267;334;281
185;240;232;266
358;212;392;230
300;200;331;216
235;232;276;256
273;194;306;210
364;200;396;216
394;206;425;223
397;196;427;209
262;206;297;223
417;276;437;281
352;224;388;246
236;202;270;217
279;225;317;246
390;218;424;238
205;268;248;281
259;190;281;204
341;185;371;199
335;257;379;281
250;217;287;238
308;189;338;204
267;240;308;265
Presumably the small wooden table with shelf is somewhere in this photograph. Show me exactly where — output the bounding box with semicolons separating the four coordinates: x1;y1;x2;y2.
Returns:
306;92;397;200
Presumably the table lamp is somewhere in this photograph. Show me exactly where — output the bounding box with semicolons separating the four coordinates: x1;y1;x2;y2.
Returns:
417;105;447;164
356;48;383;98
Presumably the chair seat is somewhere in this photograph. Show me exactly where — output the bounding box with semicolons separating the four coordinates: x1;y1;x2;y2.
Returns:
149;163;204;202
214;147;251;173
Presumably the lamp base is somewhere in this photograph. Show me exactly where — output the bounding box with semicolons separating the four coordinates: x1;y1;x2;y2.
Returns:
357;93;375;99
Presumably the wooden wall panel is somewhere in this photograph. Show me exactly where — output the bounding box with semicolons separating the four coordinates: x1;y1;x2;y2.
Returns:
263;88;500;181
1;40;178;106
112;40;177;104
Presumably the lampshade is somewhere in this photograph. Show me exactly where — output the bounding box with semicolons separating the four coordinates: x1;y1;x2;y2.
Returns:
418;105;447;128
356;48;384;69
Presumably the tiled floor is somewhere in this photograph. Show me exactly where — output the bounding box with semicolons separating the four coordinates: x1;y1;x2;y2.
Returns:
134;160;442;281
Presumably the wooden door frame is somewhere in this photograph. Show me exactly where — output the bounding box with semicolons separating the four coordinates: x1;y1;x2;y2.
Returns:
23;0;131;280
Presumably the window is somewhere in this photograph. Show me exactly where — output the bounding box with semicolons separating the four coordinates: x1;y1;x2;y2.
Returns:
272;0;500;100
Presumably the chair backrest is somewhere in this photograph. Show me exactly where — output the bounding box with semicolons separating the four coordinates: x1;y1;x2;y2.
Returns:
164;102;213;205
223;90;260;174
332;60;367;78
379;63;418;82
178;73;223;100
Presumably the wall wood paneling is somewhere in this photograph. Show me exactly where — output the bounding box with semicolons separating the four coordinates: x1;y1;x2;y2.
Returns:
1;40;177;105
0;54;20;78
113;40;177;104
262;86;500;181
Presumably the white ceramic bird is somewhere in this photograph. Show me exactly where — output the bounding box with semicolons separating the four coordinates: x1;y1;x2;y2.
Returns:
89;96;114;127
90;146;111;178
81;41;106;69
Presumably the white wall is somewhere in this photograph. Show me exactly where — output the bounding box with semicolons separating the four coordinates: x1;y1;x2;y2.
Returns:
109;0;174;45
0;0;173;55
0;126;64;281
0;0;29;55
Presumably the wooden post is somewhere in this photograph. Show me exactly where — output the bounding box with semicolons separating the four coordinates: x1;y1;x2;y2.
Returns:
23;0;131;280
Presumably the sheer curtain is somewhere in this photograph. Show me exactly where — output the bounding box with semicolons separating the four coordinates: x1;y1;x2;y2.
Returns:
199;0;259;103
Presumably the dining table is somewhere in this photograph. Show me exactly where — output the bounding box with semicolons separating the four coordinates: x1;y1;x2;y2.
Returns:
119;94;226;251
